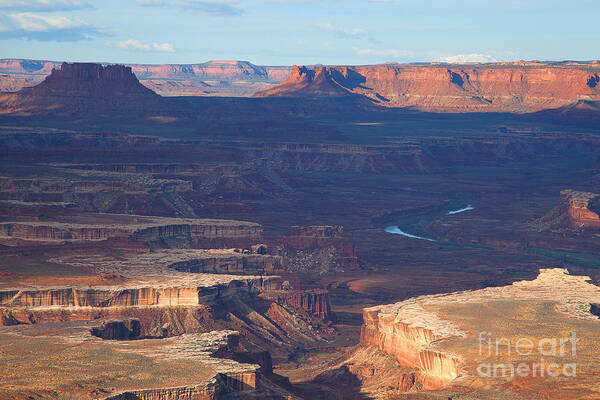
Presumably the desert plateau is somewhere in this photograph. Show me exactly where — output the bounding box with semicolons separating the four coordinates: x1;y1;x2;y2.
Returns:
1;1;600;398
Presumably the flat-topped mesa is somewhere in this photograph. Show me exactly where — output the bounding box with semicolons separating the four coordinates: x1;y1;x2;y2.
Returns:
255;63;600;112
0;278;273;310
20;62;158;98
0;323;285;400
0;216;262;243
360;309;461;389
359;268;600;395
532;189;600;231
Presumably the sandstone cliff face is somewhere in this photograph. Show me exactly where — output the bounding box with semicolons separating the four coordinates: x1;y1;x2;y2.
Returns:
360;309;461;389
255;65;352;97
262;289;332;320
532;189;600;231
359;269;600;396
169;253;282;275
0;217;262;243
0;281;266;309
20;62;158;98
256;63;600;112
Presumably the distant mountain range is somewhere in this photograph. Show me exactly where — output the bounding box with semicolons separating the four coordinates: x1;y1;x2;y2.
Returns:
0;59;291;97
1;59;599;120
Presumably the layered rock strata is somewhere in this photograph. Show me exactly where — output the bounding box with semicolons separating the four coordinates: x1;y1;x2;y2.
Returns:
255;63;600;112
262;289;332;320
168;251;283;275
360;268;600;393
0;321;286;400
0;216;262;242
532;189;600;231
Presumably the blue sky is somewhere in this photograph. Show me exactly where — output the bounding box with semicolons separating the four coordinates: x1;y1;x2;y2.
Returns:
0;0;598;66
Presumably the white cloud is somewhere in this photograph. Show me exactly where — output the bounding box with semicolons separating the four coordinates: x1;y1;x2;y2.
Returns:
0;0;92;12
353;47;414;59
111;39;176;53
0;12;103;40
435;53;497;63
151;42;175;52
315;22;365;37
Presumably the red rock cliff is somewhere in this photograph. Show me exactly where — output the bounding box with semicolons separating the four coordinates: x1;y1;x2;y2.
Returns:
256;63;600;112
360;307;461;390
533;189;600;231
21;62;158;98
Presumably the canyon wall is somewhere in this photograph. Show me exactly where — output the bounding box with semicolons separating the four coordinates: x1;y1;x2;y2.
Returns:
262;289;332;320
0;279;271;310
359;308;461;389
255;63;600;112
169;253;283;275
532;189;600;231
0;218;262;242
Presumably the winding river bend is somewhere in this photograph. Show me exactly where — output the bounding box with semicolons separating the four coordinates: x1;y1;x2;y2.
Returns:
385;204;474;241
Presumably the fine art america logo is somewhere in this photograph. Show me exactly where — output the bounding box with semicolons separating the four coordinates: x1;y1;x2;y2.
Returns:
477;331;578;378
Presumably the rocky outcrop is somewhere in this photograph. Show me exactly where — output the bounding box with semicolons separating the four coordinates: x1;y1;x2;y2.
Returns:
91;318;143;340
20;62;158;98
359;268;600;395
0;216;262;242
0;276;276;311
290;225;344;238
0;62;162;115
254;66;353;98
255;63;600;112
106;382;222;400
532;189;600;231
262;289;332;320
169;253;282;275
269;225;359;274
360;309;461;389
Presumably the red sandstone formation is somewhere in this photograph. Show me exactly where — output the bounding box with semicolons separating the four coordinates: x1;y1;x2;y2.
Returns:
262;289;332;320
533;189;600;231
254;65;353;97
0;62;163;115
255;63;600;112
360;308;461;390
20;62;158;98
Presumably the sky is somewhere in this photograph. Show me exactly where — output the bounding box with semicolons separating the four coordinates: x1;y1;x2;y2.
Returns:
0;0;599;66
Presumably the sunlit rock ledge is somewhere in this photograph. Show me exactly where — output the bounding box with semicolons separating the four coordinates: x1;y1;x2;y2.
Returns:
360;268;600;390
